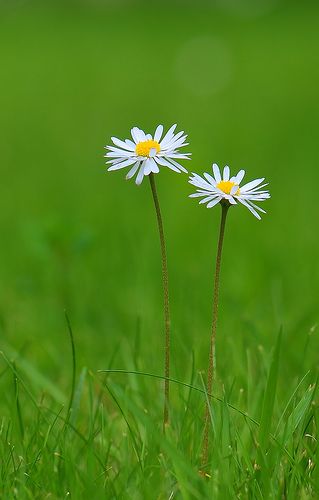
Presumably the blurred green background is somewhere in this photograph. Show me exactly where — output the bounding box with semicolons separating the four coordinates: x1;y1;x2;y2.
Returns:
0;0;319;393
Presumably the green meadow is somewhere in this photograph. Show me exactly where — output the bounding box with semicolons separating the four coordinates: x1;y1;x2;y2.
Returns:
1;0;319;497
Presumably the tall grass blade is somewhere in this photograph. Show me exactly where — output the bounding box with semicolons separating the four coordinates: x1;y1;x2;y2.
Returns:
259;328;282;452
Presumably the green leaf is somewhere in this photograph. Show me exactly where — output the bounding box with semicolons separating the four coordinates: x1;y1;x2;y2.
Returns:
259;328;282;452
284;382;317;444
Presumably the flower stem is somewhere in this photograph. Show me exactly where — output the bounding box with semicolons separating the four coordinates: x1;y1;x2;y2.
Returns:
149;173;170;431
201;203;229;468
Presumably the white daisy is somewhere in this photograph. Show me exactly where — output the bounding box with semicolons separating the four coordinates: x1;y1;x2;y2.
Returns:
105;124;190;185
189;163;270;220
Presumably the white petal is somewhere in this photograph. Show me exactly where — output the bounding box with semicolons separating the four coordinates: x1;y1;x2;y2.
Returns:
135;162;146;185
223;165;230;181
228;196;237;205
159;124;177;147
163;139;189;154
212;164;221;183
107;158;137;171
155;156;172;167
247;183;268;193
155;156;180;172
106;145;133;154
151;161;160;173
207;197;222;208
240;178;264;192
111;137;135;151
154;125;164;142
149;148;157;157
125;139;136;149
165;153;191;160
131;127;146;144
199;195;218;204
246;200;266;213
189;191;214;198
131;127;140;144
203;173;216;185
126;162;140;180
235;170;245;184
138;128;147;141
144;159;152;176
164;134;187;147
238;198;261;219
106;154;135;165
105;150;133;158
166;157;188;173
162;131;184;149
240;193;270;201
104;151;136;160
244;188;270;197
189;174;216;191
144;158;159;175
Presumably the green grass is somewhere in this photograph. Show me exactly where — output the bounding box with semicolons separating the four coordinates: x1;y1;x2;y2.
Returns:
0;0;319;497
1;334;318;498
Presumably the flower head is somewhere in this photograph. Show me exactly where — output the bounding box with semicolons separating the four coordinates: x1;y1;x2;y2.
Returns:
189;163;270;219
105;124;190;185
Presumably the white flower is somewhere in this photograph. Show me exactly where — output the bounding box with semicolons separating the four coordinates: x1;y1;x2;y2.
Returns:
189;163;270;220
105;124;190;185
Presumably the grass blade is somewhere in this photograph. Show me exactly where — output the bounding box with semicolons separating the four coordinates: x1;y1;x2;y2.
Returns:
258;328;282;452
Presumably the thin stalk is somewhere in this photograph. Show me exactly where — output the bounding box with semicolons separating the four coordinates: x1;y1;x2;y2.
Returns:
64;311;76;426
149;173;170;430
201;203;229;468
13;361;24;441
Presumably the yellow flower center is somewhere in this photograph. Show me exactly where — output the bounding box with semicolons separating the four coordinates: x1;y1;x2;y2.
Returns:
216;180;240;195
135;140;161;157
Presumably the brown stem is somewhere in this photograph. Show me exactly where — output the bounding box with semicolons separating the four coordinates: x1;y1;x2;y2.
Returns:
149;173;170;431
201;203;229;468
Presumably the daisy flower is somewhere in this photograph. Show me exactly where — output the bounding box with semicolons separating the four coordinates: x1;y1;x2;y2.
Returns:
105;124;190;185
189;163;270;220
